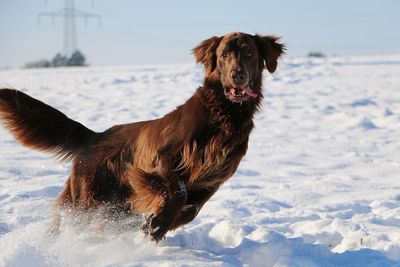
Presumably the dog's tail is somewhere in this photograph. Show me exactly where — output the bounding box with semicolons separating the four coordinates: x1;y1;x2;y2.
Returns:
0;88;96;160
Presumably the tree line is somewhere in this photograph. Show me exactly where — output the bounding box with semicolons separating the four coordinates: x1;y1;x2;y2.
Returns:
24;50;87;68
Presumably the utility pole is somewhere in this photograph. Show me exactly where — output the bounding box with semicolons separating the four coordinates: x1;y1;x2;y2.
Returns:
38;0;101;57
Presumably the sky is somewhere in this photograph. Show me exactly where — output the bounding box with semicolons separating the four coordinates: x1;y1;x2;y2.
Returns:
0;0;399;68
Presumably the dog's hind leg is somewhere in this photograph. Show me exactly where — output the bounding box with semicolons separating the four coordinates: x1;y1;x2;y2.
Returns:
48;179;73;235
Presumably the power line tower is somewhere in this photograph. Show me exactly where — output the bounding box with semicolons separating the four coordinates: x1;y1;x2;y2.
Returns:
38;0;101;57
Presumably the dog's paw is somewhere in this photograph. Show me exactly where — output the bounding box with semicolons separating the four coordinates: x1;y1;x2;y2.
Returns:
149;216;169;242
142;214;169;242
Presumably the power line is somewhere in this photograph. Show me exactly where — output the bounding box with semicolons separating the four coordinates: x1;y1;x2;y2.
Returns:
38;0;101;57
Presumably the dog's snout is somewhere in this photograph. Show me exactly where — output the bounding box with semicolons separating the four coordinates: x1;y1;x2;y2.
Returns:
231;68;247;85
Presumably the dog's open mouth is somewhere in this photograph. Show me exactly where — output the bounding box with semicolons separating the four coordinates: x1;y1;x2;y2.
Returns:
224;85;258;103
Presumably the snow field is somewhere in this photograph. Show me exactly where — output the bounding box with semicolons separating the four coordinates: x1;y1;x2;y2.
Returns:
0;55;400;266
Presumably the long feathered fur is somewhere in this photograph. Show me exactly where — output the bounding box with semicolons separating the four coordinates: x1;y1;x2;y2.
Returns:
0;88;96;161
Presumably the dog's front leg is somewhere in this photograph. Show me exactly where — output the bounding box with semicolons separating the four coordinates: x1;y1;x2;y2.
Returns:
147;144;187;241
169;188;217;230
149;179;187;241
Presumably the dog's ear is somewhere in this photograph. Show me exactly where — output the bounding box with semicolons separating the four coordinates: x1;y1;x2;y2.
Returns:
254;35;285;73
192;36;222;75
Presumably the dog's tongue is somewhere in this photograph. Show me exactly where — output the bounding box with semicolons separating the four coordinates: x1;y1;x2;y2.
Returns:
242;86;258;98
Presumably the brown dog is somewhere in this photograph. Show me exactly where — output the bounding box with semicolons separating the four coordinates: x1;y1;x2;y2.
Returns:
0;32;284;241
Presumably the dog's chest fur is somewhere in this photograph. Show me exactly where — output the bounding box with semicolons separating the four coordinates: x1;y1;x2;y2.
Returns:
128;85;256;194
178;129;250;191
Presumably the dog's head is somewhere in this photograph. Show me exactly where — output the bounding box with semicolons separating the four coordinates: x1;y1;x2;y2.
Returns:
193;32;285;103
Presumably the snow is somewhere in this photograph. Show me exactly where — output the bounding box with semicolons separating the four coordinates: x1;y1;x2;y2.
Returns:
1;55;400;266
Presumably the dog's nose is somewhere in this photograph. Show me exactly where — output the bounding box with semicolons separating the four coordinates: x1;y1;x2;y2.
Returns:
231;69;247;85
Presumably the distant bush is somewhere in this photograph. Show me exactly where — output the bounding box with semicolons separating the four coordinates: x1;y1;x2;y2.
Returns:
67;50;86;66
49;53;68;67
24;50;87;68
24;59;50;69
50;50;87;67
307;51;326;58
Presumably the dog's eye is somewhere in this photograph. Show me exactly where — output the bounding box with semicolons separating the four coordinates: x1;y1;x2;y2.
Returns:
221;52;228;59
